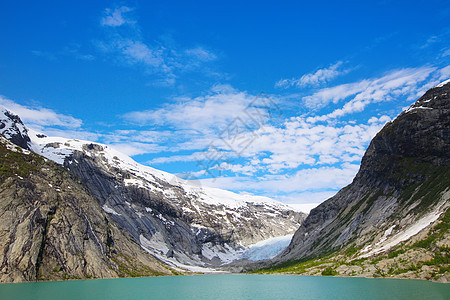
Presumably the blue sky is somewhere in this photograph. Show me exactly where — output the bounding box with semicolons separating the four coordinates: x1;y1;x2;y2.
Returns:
1;1;450;212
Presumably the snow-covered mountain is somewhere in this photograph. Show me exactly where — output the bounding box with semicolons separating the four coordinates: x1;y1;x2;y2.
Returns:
0;135;177;282
0;107;305;270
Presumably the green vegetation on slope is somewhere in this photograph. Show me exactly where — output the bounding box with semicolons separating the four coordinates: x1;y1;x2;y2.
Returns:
252;207;449;281
0;139;43;181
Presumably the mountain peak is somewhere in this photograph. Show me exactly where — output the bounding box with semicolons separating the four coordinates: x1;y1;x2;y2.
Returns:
434;78;450;88
0;106;31;150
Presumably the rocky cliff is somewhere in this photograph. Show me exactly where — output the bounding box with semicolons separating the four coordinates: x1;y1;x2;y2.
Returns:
0;107;305;275
0;136;175;282
0;107;31;150
274;80;450;265
29;134;304;269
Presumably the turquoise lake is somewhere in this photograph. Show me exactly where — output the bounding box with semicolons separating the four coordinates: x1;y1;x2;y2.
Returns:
0;274;449;300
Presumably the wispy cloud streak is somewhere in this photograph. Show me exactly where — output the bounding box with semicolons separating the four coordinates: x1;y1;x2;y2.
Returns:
276;61;349;88
97;6;218;86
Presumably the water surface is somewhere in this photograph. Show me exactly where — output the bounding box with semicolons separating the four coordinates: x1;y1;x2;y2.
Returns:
0;274;449;300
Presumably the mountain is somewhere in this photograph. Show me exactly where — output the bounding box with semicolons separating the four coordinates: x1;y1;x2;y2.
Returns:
0;107;305;276
0;107;31;150
0;135;175;282
255;80;450;281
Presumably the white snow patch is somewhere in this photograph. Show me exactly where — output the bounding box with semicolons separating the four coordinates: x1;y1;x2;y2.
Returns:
182;206;195;213
140;242;224;273
139;233;169;255
288;203;318;214
145;207;152;213
405;106;433;113
156;214;167;222
435;79;450;88
376;225;396;245
361;244;372;253
102;204;121;216
124;178;145;188
201;243;245;264
361;210;443;258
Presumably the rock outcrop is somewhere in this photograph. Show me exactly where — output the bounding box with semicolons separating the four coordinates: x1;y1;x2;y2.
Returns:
0;108;31;150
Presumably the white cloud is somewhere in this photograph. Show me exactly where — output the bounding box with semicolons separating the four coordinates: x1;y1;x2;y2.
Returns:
236;115;390;172
148;153;200;164
110;142;167;157
442;49;450;57
120;81;391;181
122;85;275;134
302;80;370;109
437;65;450;81
185;47;217;62
117;39;164;67
199;163;359;194
0;96;104;143
101;6;134;27
106;129;173;144
302;66;445;121
276;191;338;213
287;203;320;214
0;96;82;129
97;7;218;85
278;191;337;205
217;162;258;176
276;61;349;89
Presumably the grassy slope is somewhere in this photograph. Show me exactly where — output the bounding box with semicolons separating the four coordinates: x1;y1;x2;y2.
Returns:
252;206;449;282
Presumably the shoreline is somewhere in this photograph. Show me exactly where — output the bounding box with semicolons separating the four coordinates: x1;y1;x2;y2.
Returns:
1;271;449;285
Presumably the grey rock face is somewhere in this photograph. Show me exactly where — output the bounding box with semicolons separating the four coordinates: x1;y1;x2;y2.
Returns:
276;81;450;262
0;137;173;283
0;108;31;150
61;149;305;267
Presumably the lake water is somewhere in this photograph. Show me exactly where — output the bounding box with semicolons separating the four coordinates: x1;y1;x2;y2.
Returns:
0;274;449;300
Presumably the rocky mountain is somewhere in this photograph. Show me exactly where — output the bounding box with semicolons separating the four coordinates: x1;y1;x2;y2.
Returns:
0;107;31;150
0;136;175;282
260;80;450;280
0;107;305;276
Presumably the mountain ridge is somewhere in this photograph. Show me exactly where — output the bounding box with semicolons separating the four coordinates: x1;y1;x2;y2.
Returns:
0;106;305;278
250;80;450;281
0;135;176;282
